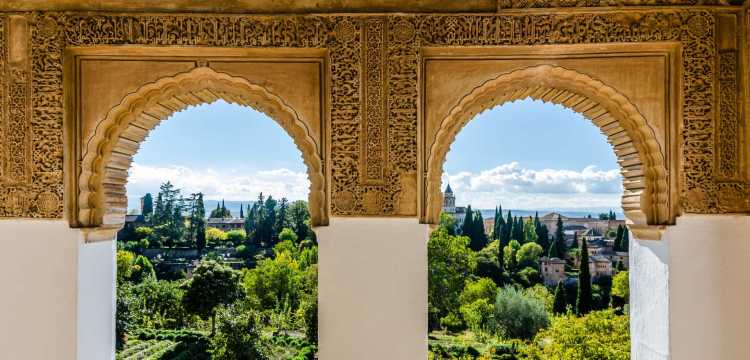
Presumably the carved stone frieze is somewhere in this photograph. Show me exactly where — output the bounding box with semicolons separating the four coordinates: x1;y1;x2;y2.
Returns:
0;8;744;227
496;0;740;8
717;50;739;180
0;16;5;184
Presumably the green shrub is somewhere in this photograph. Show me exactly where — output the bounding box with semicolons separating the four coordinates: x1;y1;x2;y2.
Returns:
521;309;629;360
439;312;465;333
491;286;549;340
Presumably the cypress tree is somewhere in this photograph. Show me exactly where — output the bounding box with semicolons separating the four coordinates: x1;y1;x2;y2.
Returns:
552;215;567;259
153;193;164;225
275;197;290;235
244;204;256;242
554;215;565;245
537;223;550;253
493;205;504;240
255;193;268;244
523;216;538;244
570;232;579;249
195;193;206;253
142;193;153;218
614;225;624;251
512;216;524;242
470;211;488;251
264;196;278;242
621;227;630;251
616;260;626;272
239;203;244;218
462;205;474;238
501;210;513;247
553;281;567;314
577;238;593;315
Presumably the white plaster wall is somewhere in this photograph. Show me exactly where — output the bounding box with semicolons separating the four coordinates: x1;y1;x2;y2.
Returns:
0;220;78;360
77;238;116;360
0;220;115;360
316;217;429;360
668;215;750;360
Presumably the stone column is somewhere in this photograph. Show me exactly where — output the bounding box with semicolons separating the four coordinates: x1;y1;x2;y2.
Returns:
316;218;429;360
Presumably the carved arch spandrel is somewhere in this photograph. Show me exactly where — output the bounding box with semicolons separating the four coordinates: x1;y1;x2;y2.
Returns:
424;65;671;240
76;67;327;236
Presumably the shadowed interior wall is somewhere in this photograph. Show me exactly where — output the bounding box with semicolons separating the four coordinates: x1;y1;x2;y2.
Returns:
77;238;115;360
630;234;670;359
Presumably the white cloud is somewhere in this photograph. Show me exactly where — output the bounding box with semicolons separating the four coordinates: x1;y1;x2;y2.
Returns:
443;162;623;210
126;163;310;204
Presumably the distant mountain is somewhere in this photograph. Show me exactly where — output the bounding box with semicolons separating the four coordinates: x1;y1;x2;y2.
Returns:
473;208;625;221
203;200;256;217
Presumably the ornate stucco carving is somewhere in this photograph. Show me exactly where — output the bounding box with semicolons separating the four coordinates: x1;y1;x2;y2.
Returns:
496;0;741;8
77;67;327;232
0;9;744;233
718;50;739;180
425;65;668;239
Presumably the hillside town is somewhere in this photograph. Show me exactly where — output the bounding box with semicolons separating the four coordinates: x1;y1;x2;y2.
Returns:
441;184;629;293
426;183;631;359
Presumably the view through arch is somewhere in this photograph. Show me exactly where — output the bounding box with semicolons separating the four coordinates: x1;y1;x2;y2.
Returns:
115;101;320;358
75;67;327;236
427;99;631;359
425;65;671;241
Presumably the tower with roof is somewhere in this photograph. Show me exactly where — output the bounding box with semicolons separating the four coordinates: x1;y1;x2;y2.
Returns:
442;183;456;214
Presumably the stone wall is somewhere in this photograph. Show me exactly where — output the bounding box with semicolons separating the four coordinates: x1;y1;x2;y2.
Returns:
0;7;745;229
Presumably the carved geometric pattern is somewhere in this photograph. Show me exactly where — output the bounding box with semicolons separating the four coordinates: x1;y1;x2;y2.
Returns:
425;65;669;239
680;12;719;212
362;17;387;185
330;17;363;215
0;10;741;224
496;0;738;8
78;67;326;229
717;50;739;180
0;16;4;182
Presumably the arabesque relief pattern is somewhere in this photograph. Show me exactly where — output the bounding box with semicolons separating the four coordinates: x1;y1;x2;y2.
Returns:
718;50;739;180
0;10;747;221
496;0;739;8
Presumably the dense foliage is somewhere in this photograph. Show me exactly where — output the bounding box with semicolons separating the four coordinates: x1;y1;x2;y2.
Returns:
429;205;630;359
521;310;630;360
117;183;318;360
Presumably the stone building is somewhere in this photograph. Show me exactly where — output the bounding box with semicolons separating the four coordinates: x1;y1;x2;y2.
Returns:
540;257;567;286
541;211;618;236
589;255;614;278
206;218;245;232
442;184;467;225
1;2;749;360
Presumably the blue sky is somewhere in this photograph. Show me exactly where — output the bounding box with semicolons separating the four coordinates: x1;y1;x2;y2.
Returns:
126;99;623;212
442;99;623;211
